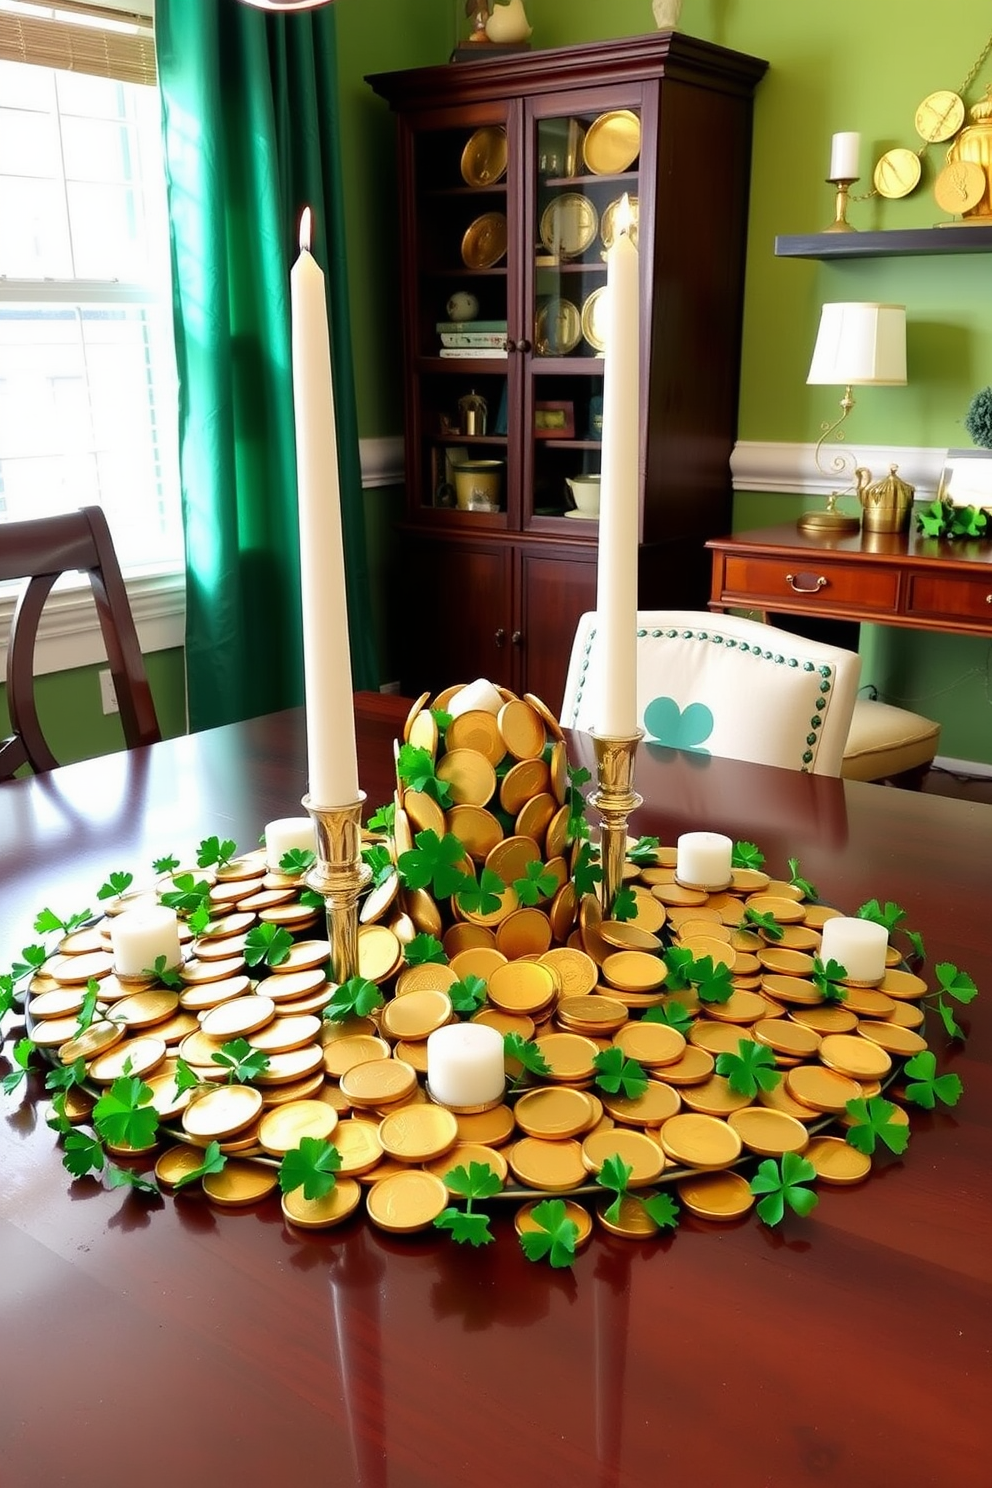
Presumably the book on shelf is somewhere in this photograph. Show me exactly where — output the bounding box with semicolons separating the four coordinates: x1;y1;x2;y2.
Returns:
439;331;509;348
436;320;507;334
438;347;509;359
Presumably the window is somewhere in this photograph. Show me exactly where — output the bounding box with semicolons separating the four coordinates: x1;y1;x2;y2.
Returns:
0;1;182;577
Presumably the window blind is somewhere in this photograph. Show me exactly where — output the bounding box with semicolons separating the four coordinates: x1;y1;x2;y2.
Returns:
0;2;155;86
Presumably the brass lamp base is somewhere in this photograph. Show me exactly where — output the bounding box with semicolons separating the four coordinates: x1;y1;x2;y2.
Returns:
797;491;861;536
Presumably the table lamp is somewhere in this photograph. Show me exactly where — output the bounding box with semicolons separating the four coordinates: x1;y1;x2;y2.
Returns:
799;301;907;535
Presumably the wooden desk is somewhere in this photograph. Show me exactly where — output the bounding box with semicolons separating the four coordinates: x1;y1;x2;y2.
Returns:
2;696;991;1488
707;522;992;636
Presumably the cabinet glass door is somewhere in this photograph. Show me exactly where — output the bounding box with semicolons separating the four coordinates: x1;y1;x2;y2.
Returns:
407;108;518;527
526;97;642;529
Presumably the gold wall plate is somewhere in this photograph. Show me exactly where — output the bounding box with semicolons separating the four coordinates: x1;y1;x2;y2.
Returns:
461;211;508;268
873;147;922;199
934;158;986;216
460;125;508;186
539;192;598;258
914;89;965;143
583;109;641;174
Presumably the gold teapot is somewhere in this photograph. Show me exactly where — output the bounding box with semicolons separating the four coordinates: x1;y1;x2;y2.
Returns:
856;463;915;534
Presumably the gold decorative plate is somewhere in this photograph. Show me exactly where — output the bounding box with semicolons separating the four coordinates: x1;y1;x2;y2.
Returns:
873;147;922;200
600;194;639;251
539;193;598;259
461;211;508;268
460;125;508;187
535;296;582;356
934;159;986;216
583;109;641;174
580;287;607;352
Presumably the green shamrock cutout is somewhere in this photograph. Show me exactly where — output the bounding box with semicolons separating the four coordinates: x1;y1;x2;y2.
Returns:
642;696;714;753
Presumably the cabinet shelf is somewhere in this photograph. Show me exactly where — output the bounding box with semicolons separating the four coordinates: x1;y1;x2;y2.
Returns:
775;225;992;259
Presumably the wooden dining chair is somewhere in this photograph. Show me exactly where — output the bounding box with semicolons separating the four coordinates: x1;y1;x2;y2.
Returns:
560;610;862;776
1;506;162;779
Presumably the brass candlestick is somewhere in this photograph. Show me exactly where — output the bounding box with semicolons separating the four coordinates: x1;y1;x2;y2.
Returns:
824;175;858;233
587;731;643;918
302;792;371;984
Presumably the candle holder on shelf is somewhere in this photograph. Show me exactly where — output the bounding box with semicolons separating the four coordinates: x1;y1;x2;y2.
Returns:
824;174;858;233
302;793;371;984
587;731;643;917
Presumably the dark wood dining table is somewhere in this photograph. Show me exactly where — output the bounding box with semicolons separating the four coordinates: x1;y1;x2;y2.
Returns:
1;693;990;1488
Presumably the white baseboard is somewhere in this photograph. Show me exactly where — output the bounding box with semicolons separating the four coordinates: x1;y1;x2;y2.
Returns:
731;440;946;499
932;755;992;779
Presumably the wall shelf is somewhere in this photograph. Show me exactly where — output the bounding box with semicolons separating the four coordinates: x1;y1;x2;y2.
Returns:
774;225;992;259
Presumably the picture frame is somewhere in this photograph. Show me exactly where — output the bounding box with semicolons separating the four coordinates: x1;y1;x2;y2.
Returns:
937;447;992;509
534;400;575;439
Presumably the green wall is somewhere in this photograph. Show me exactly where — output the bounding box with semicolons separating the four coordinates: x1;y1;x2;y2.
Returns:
0;648;188;772
341;0;992;761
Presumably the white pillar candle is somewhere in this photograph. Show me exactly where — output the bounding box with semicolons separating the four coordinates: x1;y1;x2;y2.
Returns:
447;678;504;718
427;1022;506;1108
290;207;360;809
819;916;887;984
265;816;317;873
595;198;640;737
111;905;182;978
676;831;733;888
828;131;860;180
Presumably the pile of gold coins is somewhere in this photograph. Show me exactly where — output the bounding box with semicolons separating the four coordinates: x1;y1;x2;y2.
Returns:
23;683;931;1240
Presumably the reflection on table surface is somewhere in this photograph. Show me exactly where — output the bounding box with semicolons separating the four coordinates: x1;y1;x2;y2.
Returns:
1;694;990;1488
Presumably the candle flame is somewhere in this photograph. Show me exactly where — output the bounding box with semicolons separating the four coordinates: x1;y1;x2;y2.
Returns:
617;193;633;236
299;206;312;254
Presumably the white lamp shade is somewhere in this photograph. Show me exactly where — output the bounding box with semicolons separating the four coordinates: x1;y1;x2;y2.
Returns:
238;1;331;9
807;302;907;387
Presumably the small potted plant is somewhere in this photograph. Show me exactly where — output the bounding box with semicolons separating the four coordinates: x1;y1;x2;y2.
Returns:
964;385;992;450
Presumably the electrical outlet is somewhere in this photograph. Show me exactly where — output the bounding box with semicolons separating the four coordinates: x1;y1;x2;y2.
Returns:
99;669;119;715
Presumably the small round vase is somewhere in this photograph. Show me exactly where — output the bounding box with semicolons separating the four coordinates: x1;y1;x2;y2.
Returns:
486;0;532;44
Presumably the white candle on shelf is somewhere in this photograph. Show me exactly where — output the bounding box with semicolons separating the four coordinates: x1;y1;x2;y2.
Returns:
676;831;733;889
111;905;182;978
819;916;887;984
828;131;860;179
427;1022;506;1109
595;195;640;738
265;817;317;872
290;207;360;809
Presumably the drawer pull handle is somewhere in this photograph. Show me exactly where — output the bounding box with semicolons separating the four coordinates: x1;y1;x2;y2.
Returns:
786;572;828;594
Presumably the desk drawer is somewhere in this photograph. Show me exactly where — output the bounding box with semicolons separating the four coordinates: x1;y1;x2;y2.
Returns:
907;572;992;628
721;556;899;614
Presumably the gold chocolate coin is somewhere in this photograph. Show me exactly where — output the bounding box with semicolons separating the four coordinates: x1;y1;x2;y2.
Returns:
679;1075;753;1117
33;1014;93;1049
689;1021;754;1056
199;994;275;1040
253;1045;324;1085
145;1069;194;1121
340;1058;418;1108
659;1112;742;1169
322;1034;392;1078
179;973;253;1010
601;1079;681;1128
601;950;667;993
654;1045;714;1086
88;1035;166;1083
514;1086;596;1140
842;986;896;1017
155;1143;209;1190
508;1136;587;1191
757;1081;823;1122
886;1001;925;1030
857;1020;927;1056
728;1106;809;1156
436;748;497;807
878;967;928;1001
47;949;114;984
599;920;662;953
472;1007;535;1040
699;989;767;1025
613;1020;686;1067
533;1031;600;1082
403;788;446;838
758;947;815;977
258;1099;339;1155
497;698;545;760
760;973;820;1006
581;1128;665;1185
183;1083;263;1140
395;961;459;997
358;924;403;984
556;992;627;1034
28;986;89;1019
455;1103;516;1145
180;955;246;984
282;1177;362;1229
380;989;453;1041
819;1033;892;1081
515;792;556;843
676;1169;754;1221
496;906;553;960
804;1135;872;1185
333;1118;384;1174
447;804;503;861
377;1103;459;1162
270;940;332;974
753;1017;821;1059
515;1198;592;1248
790;1005;858;1035
541;949;599;1000
487;959;557;1016
650;882;709;908
786;1064;862;1113
249;1013;322;1053
596;1191;666;1239
427;1143;508;1190
446;708;505;765
366;1169;449;1232
202;1160;279;1207
486;834;545;886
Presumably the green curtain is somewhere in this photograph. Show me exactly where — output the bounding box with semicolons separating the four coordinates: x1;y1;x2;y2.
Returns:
155;0;378;732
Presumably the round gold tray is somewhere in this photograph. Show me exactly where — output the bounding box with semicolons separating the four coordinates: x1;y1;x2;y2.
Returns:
460;125;508;188
600;194;639;251
583;109;641;175
580;287;607;352
534;296;581;356
461;211;508;269
539;193;598;259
